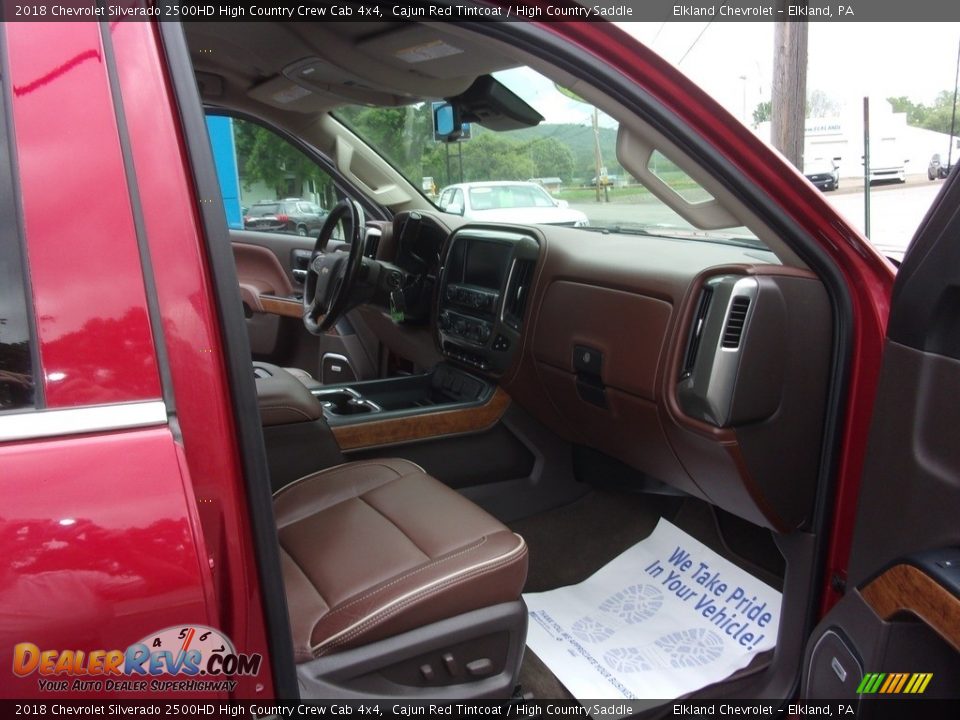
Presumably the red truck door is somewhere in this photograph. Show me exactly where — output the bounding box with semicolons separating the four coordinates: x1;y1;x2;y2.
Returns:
800;169;960;702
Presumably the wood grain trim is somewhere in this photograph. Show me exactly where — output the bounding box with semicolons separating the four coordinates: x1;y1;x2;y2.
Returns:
332;387;511;451
260;295;303;319
861;564;960;653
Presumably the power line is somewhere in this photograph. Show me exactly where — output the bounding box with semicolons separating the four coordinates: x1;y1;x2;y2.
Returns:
650;22;666;48
677;23;712;66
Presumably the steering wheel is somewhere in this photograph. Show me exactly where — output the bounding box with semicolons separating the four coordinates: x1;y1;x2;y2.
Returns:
303;198;366;335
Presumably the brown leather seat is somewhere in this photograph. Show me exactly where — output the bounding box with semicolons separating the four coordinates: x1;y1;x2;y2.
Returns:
274;458;528;663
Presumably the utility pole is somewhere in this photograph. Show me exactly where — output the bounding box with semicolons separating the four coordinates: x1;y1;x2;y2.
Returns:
771;5;808;168
593;107;603;202
948;38;960;172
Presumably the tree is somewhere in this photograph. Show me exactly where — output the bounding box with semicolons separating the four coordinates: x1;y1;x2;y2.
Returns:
806;89;839;119
460;133;536;182
527;137;575;181
752;101;772;126
233;120;331;200
887;91;960;135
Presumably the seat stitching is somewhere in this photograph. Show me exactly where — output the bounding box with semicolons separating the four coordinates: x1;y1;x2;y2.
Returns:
318;543;526;654
355;495;430;559
260;405;316;421
272;460;415;499
277;470;431;529
321;552;523;653
318;536;488;622
311;536;526;653
278;544;330;661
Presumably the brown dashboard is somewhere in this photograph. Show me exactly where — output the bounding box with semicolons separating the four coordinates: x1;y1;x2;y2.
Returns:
387;212;833;533
434;216;830;533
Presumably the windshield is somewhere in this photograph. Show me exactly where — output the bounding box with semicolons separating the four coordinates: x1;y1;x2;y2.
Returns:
335;67;763;248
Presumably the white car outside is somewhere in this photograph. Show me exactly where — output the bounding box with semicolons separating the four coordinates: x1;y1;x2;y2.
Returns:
437;181;589;227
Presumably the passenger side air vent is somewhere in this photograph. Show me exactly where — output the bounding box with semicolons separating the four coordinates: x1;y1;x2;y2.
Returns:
721;296;751;349
503;259;535;330
681;286;714;378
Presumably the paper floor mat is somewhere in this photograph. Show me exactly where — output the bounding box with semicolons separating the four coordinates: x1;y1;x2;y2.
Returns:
523;518;781;704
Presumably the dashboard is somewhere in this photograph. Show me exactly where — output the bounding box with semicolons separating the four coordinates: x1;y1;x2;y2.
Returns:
391;212;833;534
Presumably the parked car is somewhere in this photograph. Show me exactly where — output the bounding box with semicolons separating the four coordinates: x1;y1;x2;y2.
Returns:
244;198;327;236
865;154;908;184
928;153;952;180
437;181;589;227
803;158;840;191
2;17;958;711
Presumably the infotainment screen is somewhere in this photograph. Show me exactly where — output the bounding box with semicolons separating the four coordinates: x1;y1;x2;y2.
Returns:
464;240;511;289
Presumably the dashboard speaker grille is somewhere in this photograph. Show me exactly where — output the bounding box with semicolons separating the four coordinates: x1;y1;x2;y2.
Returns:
681;286;714;378
722;296;751;349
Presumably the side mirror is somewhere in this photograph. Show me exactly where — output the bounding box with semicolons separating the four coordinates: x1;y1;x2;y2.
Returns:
555;199;569;208
446;202;464;216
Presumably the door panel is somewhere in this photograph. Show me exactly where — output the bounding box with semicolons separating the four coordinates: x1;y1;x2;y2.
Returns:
230;230;380;382
802;172;960;702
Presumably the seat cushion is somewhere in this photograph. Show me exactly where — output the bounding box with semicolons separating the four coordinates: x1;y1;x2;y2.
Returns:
274;459;528;662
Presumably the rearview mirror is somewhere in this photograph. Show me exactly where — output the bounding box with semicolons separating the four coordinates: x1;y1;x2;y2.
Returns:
433;103;463;142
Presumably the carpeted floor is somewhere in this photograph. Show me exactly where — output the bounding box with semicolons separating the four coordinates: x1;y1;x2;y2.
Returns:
509;488;785;699
508;489;684;594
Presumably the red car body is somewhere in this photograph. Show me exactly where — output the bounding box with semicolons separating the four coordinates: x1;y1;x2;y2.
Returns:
0;17;899;701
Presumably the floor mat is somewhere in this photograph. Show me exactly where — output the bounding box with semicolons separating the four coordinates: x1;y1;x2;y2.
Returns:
523;518;782;704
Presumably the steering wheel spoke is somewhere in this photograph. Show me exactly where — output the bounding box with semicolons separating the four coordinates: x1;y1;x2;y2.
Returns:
302;199;366;335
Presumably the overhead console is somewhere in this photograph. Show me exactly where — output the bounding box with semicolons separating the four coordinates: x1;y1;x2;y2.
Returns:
437;228;539;374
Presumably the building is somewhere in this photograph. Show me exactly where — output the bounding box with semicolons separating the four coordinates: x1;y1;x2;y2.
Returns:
756;99;959;179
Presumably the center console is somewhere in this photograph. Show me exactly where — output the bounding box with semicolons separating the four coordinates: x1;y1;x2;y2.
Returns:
437;228;539;374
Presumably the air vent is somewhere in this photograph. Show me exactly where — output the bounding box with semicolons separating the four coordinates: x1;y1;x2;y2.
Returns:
503;259;535;330
721;296;751;349
681;286;714;378
364;227;382;259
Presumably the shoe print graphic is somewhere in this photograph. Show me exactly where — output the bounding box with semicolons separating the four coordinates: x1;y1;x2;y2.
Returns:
603;628;725;673
571;584;663;643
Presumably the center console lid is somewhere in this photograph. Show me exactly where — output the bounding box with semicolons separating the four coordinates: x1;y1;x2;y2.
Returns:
253;362;324;426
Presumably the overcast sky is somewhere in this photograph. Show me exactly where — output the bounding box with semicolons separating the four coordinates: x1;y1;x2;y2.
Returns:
617;22;960;122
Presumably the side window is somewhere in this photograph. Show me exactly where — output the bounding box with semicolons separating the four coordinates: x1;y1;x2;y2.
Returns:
438;189;453;210
0;73;37;412
205;115;339;234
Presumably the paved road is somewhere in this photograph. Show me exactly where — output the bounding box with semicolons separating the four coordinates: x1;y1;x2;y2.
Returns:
570;176;947;260
822;180;943;258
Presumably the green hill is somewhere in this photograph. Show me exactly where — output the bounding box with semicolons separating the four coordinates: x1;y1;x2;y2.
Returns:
480;123;623;182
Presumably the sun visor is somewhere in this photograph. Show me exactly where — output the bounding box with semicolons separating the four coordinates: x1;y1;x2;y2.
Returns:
246;75;342;113
282;58;416;107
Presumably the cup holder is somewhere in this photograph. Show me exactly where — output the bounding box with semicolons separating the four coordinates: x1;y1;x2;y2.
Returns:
313;387;381;416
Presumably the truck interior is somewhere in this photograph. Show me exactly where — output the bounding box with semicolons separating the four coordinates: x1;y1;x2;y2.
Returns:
172;18;849;704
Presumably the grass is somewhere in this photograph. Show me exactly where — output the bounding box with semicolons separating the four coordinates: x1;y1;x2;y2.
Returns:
557;175;708;205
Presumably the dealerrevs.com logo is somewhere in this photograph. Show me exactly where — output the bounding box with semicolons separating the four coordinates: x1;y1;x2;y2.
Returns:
12;625;262;693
